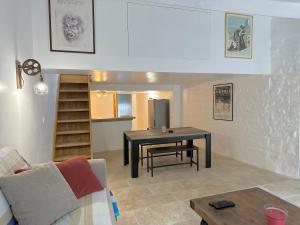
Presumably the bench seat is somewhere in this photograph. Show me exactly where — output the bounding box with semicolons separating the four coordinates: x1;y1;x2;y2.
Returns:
147;145;198;154
147;145;199;176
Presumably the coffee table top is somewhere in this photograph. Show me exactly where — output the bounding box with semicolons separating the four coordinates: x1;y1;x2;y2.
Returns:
190;188;300;225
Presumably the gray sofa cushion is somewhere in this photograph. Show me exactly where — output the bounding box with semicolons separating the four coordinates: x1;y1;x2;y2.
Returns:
89;159;107;188
0;162;79;225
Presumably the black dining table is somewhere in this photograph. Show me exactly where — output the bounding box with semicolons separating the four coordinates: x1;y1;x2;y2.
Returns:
123;127;211;178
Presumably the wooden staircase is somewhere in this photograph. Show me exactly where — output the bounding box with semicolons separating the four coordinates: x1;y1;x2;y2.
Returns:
53;75;93;162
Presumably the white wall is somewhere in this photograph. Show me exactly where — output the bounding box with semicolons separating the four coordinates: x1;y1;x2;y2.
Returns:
31;0;271;74
0;0;57;163
90;91;115;119
17;74;58;163
92;121;132;152
183;17;300;178
133;93;149;130
0;0;21;150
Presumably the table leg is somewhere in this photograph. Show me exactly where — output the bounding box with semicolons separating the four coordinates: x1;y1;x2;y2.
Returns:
123;134;129;166
187;140;193;157
205;134;211;168
131;142;139;178
201;220;208;225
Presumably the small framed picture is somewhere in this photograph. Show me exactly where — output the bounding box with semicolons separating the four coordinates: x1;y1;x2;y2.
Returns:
49;0;95;54
225;13;253;59
213;83;233;121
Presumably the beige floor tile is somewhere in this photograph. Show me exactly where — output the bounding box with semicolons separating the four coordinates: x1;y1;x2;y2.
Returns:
171;219;201;225
95;150;296;225
284;195;300;207
261;179;300;198
117;211;139;225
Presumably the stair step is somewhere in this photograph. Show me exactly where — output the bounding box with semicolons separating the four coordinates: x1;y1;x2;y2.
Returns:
54;75;92;162
56;130;90;135
58;108;89;112
60;89;88;93
60;81;88;84
54;154;91;162
56;142;91;148
57;119;90;123
59;99;89;102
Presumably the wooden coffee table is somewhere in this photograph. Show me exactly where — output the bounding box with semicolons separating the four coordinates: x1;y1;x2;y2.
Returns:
190;188;300;225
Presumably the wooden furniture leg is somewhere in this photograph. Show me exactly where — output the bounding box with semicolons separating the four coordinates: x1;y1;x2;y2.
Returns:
205;134;211;168
151;153;154;177
140;145;144;166
187;140;193;157
201;220;208;225
147;150;150;172
190;149;193;167
131;142;139;178
123;133;129;165
197;148;199;171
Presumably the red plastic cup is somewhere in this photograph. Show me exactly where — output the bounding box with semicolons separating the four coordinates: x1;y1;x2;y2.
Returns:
264;204;288;225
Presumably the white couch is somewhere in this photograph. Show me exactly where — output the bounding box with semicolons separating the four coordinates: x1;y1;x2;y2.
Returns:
0;147;116;225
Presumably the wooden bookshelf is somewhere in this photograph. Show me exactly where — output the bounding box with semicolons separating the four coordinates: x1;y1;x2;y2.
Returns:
53;75;93;162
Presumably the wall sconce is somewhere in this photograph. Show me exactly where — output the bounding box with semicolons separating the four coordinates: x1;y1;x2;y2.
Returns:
96;90;107;97
16;59;49;95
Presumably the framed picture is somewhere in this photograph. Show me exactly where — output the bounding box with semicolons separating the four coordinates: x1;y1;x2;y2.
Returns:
213;83;233;121
49;0;95;54
225;13;253;59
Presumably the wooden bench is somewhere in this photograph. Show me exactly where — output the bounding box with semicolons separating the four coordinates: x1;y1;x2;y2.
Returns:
147;145;199;177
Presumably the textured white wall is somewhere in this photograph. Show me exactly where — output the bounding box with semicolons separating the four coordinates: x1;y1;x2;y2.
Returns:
182;17;300;178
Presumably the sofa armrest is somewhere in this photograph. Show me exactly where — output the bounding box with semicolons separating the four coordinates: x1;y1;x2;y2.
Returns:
88;159;108;188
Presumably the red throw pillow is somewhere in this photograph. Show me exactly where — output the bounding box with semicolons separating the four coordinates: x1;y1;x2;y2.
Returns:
56;156;103;198
15;168;30;174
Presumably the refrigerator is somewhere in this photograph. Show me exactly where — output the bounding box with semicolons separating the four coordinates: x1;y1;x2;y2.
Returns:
148;99;170;129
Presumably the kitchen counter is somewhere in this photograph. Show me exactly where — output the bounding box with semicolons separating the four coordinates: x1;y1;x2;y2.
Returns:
92;116;135;122
92;117;135;152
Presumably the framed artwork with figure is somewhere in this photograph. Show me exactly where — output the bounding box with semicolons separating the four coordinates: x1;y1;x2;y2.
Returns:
225;13;253;59
213;83;233;121
49;0;95;54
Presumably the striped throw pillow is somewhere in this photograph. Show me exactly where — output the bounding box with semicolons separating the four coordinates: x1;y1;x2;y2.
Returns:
0;190;16;225
0;147;30;176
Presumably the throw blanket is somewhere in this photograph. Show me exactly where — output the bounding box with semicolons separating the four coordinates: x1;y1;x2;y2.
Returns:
53;189;115;225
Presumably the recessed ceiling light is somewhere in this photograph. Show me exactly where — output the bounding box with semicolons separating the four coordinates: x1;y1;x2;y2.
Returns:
146;72;157;83
146;72;156;76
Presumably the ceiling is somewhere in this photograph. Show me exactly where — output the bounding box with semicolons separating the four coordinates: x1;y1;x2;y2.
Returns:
271;0;300;2
89;71;254;86
46;69;260;86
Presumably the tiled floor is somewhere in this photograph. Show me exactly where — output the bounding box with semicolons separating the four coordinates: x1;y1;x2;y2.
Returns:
94;150;300;225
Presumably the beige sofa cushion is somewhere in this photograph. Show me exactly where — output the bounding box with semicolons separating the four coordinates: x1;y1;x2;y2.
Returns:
0;162;79;225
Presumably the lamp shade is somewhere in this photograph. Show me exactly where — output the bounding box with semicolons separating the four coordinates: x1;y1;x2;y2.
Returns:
34;81;48;95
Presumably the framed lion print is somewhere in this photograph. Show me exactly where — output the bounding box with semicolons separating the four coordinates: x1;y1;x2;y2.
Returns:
49;0;95;54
